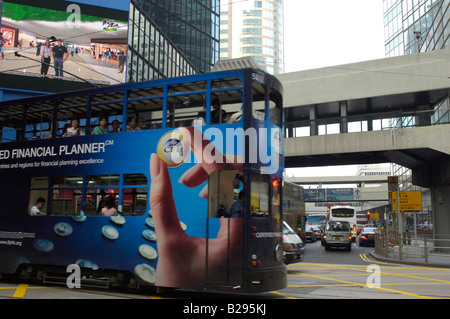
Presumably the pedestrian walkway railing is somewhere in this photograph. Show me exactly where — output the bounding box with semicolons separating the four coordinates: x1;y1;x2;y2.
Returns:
375;232;450;264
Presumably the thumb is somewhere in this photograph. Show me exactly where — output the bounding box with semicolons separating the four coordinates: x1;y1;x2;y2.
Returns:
150;153;186;240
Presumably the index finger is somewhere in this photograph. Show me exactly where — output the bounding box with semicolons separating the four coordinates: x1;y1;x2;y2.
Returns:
178;126;242;176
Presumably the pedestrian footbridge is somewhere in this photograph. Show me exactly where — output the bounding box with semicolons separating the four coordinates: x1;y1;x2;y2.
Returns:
278;48;450;237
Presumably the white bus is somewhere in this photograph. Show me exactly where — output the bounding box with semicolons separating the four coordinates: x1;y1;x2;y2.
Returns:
327;204;357;241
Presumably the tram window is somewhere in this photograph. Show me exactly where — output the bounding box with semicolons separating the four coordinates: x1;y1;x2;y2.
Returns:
211;90;243;124
87;174;119;187
29;174;148;216
90;92;125;133
168;81;206;95
124;173;148;186
84;190;119;216
211;77;242;90
52;176;83;187
0;110;23;142
252;82;266;121
51;189;82;216
128;86;164;130
29;177;49;216
57;96;89;136
50;176;83;216
25;101;54;140
167;93;206;127
57;113;87;137
251;174;270;217
269;89;281;127
122;188;147;216
208;170;242;218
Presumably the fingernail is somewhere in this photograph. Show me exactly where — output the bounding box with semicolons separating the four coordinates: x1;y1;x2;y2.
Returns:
178;165;194;183
199;184;208;198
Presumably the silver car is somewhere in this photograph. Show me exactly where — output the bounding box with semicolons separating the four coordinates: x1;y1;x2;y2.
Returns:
283;222;305;264
323;220;352;251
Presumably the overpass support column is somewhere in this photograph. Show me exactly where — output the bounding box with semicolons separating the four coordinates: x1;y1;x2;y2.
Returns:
431;186;450;248
340;101;348;133
413;156;450;245
310;105;318;136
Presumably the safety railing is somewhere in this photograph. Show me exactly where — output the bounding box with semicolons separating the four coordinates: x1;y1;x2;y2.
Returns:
375;231;450;264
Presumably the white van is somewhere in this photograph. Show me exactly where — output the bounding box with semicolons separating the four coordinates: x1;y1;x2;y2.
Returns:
323;220;352;251
283;221;305;264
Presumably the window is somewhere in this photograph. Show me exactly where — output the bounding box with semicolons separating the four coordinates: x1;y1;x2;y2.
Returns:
251;174;269;217
269;89;281;127
208;170;242;218
28;174;148;217
331;208;354;218
127;86;164;130
252;82;266;121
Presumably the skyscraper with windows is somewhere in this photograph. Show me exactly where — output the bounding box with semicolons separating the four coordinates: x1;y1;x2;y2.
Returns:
383;0;448;57
383;0;449;226
128;0;220;82
220;0;284;75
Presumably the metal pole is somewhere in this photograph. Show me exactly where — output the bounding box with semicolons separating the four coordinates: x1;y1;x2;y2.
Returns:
424;234;428;263
413;212;417;244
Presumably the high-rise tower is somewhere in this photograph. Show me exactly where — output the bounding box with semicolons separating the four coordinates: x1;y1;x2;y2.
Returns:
220;0;284;75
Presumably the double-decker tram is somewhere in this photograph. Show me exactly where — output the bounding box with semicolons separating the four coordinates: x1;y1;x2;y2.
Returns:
282;182;306;240
0;67;285;293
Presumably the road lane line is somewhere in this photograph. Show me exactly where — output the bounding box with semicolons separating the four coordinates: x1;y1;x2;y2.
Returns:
299;272;436;299
13;284;28;298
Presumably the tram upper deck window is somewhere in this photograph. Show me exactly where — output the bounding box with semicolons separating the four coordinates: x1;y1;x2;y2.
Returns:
127;86;164;130
90;91;125;133
167;93;206;127
252;82;266;121
56;96;90;137
211;90;243;124
269;89;281;127
25;101;54;140
211;78;243;124
0;108;23;143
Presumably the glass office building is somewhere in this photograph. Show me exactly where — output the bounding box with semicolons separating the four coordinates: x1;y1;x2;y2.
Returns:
128;0;220;82
384;0;448;57
383;0;449;226
220;0;284;75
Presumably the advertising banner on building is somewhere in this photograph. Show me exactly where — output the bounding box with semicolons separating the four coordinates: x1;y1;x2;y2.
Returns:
0;0;129;85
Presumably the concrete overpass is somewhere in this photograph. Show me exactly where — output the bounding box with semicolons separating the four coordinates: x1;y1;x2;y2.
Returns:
277;48;450;237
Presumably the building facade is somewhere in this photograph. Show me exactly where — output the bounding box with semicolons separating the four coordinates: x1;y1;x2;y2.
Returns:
383;0;449;228
384;0;448;57
220;0;284;75
128;0;220;82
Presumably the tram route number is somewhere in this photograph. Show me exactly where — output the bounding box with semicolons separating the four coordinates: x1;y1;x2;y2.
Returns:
183;303;266;316
251;73;265;84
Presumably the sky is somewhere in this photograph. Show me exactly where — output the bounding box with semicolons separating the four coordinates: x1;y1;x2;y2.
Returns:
282;0;387;179
283;0;386;73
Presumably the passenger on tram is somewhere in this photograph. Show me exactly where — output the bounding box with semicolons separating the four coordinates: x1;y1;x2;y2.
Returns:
30;197;47;216
230;106;243;123
126;117;138;131
110;120;121;133
137;117;148;130
43;122;59;139
93;117;109;134
230;190;245;218
66;119;85;137
101;195;118;216
210;99;227;124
